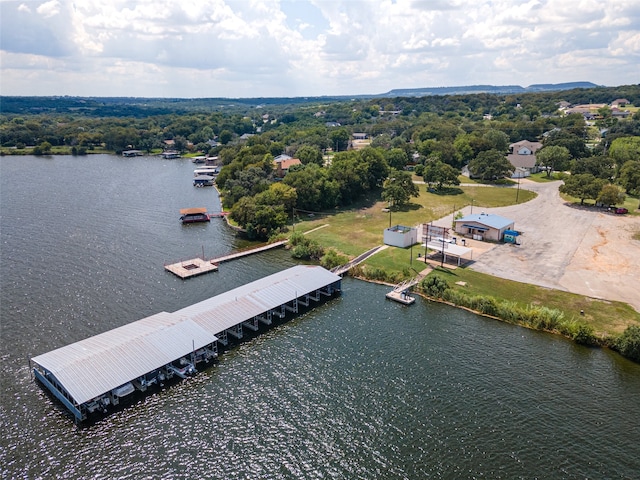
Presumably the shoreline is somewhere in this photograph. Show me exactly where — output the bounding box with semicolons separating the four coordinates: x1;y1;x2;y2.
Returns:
350;273;637;363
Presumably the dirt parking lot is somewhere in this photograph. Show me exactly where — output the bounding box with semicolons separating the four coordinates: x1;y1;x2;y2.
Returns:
432;180;640;312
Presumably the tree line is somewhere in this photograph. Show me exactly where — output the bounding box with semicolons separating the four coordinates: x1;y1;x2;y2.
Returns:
2;85;639;238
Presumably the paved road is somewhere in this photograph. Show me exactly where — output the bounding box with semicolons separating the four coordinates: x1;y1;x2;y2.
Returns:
432;179;640;312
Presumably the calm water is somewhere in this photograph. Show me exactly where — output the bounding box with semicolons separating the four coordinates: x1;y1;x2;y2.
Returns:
1;155;639;479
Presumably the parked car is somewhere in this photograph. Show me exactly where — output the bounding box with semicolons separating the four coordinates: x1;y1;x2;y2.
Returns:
615;208;629;215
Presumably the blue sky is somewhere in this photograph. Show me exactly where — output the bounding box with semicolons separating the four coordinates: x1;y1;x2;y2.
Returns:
1;0;639;98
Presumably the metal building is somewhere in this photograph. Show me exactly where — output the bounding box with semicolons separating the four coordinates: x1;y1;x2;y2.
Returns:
31;265;342;422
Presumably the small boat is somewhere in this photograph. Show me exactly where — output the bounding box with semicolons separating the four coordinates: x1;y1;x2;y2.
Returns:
180;207;211;223
167;358;196;379
111;382;135;398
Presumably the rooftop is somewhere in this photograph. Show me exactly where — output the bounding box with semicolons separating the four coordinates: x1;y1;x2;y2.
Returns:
455;213;514;230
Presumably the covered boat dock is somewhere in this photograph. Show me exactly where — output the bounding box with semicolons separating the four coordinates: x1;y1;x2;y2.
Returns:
31;266;342;422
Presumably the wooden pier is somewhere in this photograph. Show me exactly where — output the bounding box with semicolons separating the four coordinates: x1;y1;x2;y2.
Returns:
385;290;416;305
165;240;288;279
164;257;219;279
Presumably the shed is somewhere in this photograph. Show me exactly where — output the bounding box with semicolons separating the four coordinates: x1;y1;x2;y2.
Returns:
384;225;418;248
454;213;515;241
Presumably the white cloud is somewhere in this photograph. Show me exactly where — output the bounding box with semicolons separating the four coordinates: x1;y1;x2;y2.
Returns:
0;0;638;97
36;0;60;17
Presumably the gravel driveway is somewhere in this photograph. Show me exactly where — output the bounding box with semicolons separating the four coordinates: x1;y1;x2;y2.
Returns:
434;180;640;312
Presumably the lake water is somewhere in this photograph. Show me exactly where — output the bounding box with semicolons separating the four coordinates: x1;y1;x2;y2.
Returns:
1;155;639;479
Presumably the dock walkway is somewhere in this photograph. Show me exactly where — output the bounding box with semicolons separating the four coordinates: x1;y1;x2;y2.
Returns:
165;240;288;279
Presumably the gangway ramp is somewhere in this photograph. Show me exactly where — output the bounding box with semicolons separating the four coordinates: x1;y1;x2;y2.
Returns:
331;245;387;276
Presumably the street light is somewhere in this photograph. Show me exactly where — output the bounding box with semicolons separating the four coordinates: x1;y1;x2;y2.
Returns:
470;198;474;214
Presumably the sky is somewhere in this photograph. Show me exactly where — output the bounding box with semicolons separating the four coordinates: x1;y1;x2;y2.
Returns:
1;0;639;99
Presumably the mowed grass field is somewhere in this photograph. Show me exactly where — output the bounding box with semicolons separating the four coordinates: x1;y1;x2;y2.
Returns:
295;183;639;337
428;267;640;336
298;184;534;254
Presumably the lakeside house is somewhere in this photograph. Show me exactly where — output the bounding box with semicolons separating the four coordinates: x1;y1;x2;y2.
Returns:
507;140;543;178
274;156;301;177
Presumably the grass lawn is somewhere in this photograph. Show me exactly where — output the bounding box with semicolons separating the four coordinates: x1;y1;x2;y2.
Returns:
426;267;640;337
298;185;536;254
527;172;564;182
293;182;639;337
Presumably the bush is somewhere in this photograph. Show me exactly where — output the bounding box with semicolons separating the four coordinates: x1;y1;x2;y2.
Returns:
616;325;640;362
570;323;598;346
421;275;450;297
288;232;324;260
321;249;348;270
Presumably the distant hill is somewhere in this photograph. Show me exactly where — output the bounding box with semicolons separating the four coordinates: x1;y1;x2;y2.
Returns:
381;82;600;97
0;82;621;116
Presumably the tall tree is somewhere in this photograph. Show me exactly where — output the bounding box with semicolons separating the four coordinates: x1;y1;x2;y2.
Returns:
381;169;419;207
597;184;625;207
559;174;607;205
608;136;640;165
329;127;350;152
570;155;614;180
536;145;570;178
468;149;515;181
423;160;460;190
482;130;510;153
295;145;324;166
384;148;409;170
618;160;640;196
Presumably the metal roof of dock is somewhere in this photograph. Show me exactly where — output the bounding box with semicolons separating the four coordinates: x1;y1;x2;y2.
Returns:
175;265;341;335
31;312;218;405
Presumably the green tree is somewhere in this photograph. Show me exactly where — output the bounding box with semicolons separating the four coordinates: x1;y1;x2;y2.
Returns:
381;169;420;207
536;145;571;178
453;134;475;164
219;130;233;145
295;145;324;166
608;136;640;165
329;151;369;204
543;130;588;159
423;160;460;190
618;160;640;195
559;173;607;205
360;147;390;189
483;130;510;153
329;127;350;152
597;184;625;207
385;148;409;170
256;182;298;213
468;149;515;181
283;164;340;210
616;325;640;363
570;155;614;180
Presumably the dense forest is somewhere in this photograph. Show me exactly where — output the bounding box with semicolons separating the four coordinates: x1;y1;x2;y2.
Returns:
1;84;639;239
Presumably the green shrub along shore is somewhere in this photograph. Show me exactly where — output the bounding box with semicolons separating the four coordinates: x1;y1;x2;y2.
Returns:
285;231;640;364
362;262;640;363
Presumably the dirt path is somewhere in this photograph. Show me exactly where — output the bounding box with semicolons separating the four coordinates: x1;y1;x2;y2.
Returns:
432;180;640;312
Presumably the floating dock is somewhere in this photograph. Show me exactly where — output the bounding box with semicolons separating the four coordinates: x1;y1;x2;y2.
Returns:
385;290;416;305
31;265;342;422
165;240;288;279
164;257;219;279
